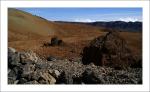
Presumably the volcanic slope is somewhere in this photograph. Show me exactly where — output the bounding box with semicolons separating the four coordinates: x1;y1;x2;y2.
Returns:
8;8;104;58
8;8;142;60
8;8;103;41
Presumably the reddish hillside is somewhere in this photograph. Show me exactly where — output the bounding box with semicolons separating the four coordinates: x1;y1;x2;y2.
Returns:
8;8;103;42
8;8;142;60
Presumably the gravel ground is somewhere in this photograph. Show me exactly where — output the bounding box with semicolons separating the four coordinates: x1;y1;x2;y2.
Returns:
47;58;142;84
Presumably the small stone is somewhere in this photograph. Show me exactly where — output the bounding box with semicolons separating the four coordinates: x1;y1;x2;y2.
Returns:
14;80;19;84
131;79;138;84
82;68;105;84
8;47;16;53
20;51;38;64
40;72;56;84
47;56;57;61
8;68;11;74
8;70;17;80
21;64;35;79
52;70;61;78
8;78;15;84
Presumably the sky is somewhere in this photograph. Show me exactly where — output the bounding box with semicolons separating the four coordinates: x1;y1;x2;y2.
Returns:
18;8;142;22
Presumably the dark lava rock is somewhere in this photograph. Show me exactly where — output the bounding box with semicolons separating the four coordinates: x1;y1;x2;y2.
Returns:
18;78;28;84
56;71;67;84
43;37;64;47
47;56;57;61
56;71;73;84
8;78;15;84
51;37;63;46
72;76;82;84
8;70;17;81
82;31;135;69
8;47;56;84
8;48;21;67
43;42;51;47
82;68;105;84
35;61;49;69
21;63;35;79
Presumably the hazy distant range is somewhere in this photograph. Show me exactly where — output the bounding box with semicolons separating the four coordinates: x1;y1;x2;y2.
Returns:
55;21;142;32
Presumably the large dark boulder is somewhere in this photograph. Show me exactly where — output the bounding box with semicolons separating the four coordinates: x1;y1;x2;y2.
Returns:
82;31;135;69
43;37;63;47
51;37;63;46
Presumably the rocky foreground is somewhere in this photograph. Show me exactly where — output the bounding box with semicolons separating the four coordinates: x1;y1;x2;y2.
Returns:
8;47;142;84
8;31;142;84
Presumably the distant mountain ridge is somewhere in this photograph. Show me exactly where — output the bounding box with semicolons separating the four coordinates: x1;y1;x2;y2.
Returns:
55;21;142;32
89;21;142;32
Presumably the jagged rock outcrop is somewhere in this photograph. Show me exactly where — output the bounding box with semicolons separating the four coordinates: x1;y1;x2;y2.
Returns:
8;47;57;84
82;31;136;69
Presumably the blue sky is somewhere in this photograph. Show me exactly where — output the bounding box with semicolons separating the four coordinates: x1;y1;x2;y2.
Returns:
18;8;142;22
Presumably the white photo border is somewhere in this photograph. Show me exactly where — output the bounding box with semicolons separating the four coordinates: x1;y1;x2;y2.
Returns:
0;1;149;92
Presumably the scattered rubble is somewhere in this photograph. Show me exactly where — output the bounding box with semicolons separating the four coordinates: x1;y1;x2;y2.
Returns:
8;44;142;84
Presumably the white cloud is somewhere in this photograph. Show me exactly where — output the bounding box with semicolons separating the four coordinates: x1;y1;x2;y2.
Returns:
74;19;95;22
119;17;140;22
72;17;142;22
